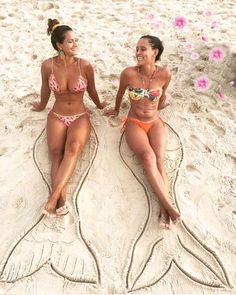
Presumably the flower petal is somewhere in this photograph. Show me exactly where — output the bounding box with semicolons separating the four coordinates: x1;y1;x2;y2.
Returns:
173;16;187;29
194;76;211;91
209;47;225;62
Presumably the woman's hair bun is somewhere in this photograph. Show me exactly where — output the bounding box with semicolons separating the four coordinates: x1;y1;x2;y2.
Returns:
47;18;60;35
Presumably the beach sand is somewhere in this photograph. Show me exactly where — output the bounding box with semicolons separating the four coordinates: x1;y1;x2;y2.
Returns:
0;0;236;294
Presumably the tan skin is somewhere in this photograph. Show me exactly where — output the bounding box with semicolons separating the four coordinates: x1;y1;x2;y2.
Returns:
105;38;180;227
32;30;107;216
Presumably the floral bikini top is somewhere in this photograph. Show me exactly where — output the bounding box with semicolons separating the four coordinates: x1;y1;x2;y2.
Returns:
128;87;163;102
48;58;87;94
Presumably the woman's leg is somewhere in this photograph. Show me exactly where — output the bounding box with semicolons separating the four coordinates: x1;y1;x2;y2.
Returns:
125;121;180;223
148;119;172;227
148;120;168;188
44;115;91;214
46;113;68;215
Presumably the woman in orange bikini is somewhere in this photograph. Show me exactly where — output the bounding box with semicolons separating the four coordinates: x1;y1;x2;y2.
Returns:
32;19;106;217
105;35;180;228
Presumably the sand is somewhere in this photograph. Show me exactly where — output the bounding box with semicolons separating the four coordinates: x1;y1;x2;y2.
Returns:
0;0;236;294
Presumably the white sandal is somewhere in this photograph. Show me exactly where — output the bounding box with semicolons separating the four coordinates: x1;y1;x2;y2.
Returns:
56;202;69;216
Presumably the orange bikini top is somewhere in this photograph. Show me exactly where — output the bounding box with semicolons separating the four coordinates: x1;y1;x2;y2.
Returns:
48;58;87;94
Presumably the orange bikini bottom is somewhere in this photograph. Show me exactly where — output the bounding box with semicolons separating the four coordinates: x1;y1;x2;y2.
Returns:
122;116;164;133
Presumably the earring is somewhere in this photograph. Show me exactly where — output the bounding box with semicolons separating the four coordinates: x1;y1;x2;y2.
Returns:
58;49;65;60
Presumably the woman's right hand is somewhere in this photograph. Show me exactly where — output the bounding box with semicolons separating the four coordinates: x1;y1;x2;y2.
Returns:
31;101;45;112
103;108;118;117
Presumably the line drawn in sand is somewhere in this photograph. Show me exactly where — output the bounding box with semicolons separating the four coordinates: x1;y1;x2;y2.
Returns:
119;122;232;292
0;127;100;285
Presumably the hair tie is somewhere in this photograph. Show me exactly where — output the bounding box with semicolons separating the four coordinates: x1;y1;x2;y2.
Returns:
51;24;61;33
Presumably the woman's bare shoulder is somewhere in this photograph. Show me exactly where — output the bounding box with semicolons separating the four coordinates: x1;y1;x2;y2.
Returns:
121;66;137;77
79;58;91;68
41;58;53;70
158;66;171;78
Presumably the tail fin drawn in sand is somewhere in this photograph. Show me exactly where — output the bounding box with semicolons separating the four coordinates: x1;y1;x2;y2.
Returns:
119;123;232;292
0;127;100;285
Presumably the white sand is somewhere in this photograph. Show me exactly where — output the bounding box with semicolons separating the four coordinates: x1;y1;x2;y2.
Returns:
0;0;236;294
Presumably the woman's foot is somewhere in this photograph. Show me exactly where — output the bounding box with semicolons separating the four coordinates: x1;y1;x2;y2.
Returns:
159;208;171;229
168;207;181;224
43;197;57;217
172;216;182;225
56;197;69;216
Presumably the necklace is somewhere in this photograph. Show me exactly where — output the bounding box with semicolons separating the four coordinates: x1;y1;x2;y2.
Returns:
138;66;156;88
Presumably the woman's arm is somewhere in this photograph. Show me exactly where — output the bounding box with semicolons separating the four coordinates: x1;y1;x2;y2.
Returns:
31;61;51;111
158;69;171;110
85;62;105;109
105;69;128;116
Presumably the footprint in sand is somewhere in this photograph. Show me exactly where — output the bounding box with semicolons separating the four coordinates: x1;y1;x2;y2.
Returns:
187;102;202;113
189;134;211;153
0;127;100;285
37;2;54;11
186;164;203;186
206;118;226;137
225;154;236;174
120;122;231;292
0;147;8;157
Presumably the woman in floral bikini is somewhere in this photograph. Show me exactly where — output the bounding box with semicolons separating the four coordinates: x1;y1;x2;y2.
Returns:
106;35;180;228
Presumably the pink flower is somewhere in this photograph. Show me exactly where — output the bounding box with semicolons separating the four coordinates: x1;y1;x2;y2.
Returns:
151;22;160;30
210;20;217;29
203;9;213;17
146;12;156;21
194;76;210;91
209;47;225;61
184;42;194;51
228;80;235;87
173;16;187;29
201;36;209;42
191;52;200;60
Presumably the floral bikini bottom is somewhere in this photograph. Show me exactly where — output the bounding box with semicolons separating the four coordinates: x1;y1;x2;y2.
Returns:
49;110;89;127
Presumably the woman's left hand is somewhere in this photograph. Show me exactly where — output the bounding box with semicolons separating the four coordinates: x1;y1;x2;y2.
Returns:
158;102;170;110
98;100;110;109
31;101;45;112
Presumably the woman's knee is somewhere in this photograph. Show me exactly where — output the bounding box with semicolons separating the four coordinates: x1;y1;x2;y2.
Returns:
65;141;83;156
139;150;156;167
49;148;64;161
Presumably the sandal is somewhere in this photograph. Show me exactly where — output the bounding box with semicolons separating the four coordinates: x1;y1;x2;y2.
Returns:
56;202;69;216
172;216;182;225
42;208;56;218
